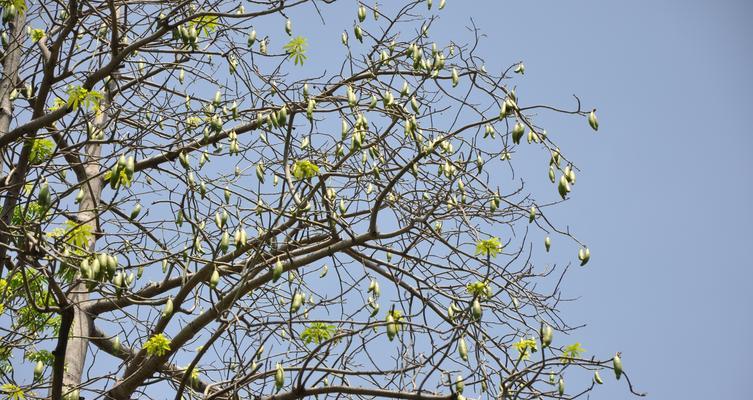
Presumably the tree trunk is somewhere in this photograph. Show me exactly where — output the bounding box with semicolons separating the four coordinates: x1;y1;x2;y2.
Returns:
0;10;27;277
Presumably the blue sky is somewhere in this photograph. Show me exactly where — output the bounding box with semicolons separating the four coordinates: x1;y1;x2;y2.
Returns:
455;1;753;399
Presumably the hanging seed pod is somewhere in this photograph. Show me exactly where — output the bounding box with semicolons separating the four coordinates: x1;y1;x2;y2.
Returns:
427;0;433;9
219;231;229;253
411;96;420;113
400;81;410;97
511;122;525;144
272;259;284;282
549;166;556;183
594;370;604;384
558;377;565;395
471;298;483;321
578;247;591;266
455;375;465;394
567;167;576;184
341;31;348;46
358;4;366;22
613;353;623;380
367;279;381;298
275;362;285;391
130;203;141;220
354;25;363;42
386;313;398;341
113;335;121;353
545;236;551;252
33;360;44;380
499;101;509;120
285;19;292;36
451;68;459;87
458;336;468;361
306;99;315;120
439;0;447;9
320;264;328;278
163;296;174;317
529;205;537;223
514;62;525;74
74;189;85;204
39;181;51;208
247;29;257;47
290;291;303;313
540;322;553;347
558;175;571;199
588;109;599;131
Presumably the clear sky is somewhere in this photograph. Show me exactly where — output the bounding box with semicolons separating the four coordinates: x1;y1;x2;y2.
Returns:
457;1;753;399
281;1;752;399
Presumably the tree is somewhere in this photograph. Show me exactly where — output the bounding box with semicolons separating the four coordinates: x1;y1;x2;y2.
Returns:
0;1;644;399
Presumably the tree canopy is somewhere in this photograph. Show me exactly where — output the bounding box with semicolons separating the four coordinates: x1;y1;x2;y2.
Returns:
0;1;643;399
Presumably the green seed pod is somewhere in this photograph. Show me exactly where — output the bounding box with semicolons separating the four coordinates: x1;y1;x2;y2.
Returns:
549;166;556;183
458;336;468;361
108;254;118;272
471;298;483;321
163;296;174;317
247;29;257;47
540;322;553;347
567;167;576;184
558;377;564;395
285;18;292;36
410;96;420;113
275;362;285;391
439;0;447;9
367;279;380;298
456;375;464;394
307;99;315;120
499;101;509;120
341;31;348;46
588;109;599;131
594;370;604;384
91;258;101;279
358;4;366;22
290;291;303;313
113;335;121;353
33;360;44;380
354;25;363;42
272;259;284;282
545;236;551;252
578;247;591;266
514;62;525;74
130;203;142;220
558;175;570;199
451;68;459;87
401;81;410;97
529;205;536;223
511;122;525;144
179;151;189;169
386;314;398;341
74;189;85;204
39;181;51;207
209;268;220;288
613;353;623;380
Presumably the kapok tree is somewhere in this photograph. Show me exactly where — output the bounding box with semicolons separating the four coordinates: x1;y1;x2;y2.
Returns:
0;0;644;399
